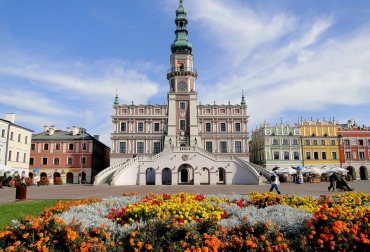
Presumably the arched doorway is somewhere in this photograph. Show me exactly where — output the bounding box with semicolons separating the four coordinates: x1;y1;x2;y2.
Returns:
359;166;368;180
66;172;73;184
180;143;187;147
146;168;155;185
200;167;210;184
178;164;194;184
346;166;356;180
53;172;61;184
217;168;226;184
162;168;172;185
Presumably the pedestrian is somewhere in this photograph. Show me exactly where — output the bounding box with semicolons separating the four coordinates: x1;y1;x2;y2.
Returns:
328;172;339;191
269;172;281;194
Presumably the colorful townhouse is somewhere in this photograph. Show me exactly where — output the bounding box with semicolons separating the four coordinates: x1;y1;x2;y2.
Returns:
30;126;110;184
299;118;340;168
338;119;369;180
0;113;33;178
249;120;302;170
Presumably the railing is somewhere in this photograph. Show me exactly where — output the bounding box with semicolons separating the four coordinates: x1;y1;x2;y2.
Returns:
167;67;197;74
233;157;260;180
94;158;137;185
110;158;140;185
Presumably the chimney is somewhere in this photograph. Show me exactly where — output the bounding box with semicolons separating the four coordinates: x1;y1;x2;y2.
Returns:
49;125;55;135
72;126;79;136
44;125;49;132
94;135;99;141
5;113;15;123
66;127;70;133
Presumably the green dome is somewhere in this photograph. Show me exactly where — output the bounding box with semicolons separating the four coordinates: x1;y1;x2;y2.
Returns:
170;1;192;53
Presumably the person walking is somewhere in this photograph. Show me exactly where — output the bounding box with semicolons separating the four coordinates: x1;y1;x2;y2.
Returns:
269;172;281;194
328;172;339;191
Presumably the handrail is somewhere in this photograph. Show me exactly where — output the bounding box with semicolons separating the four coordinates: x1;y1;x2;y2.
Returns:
167;67;197;74
111;158;140;185
233;157;259;180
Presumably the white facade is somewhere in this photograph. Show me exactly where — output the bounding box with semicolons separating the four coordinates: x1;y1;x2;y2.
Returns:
0;113;33;177
94;2;267;186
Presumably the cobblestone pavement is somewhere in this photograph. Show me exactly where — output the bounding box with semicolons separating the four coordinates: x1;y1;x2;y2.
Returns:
1;180;369;205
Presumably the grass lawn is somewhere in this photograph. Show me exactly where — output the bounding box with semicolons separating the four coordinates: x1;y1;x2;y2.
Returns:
0;200;59;230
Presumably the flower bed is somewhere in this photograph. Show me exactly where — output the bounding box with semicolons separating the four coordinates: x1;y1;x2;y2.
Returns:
0;192;369;251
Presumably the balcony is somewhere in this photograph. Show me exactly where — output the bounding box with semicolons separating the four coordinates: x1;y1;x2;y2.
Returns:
167;67;197;79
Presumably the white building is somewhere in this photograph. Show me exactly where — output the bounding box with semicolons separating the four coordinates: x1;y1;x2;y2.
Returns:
94;1;267;186
0;113;33;178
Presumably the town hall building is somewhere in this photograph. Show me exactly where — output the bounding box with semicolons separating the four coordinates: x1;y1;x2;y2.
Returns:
94;1;265;186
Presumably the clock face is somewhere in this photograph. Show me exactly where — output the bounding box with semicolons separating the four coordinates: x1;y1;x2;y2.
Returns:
178;82;187;91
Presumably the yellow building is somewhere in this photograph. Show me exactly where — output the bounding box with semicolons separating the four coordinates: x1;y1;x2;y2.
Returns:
299;118;340;168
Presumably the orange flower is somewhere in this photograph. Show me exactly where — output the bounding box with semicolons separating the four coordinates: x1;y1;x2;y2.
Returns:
145;244;153;250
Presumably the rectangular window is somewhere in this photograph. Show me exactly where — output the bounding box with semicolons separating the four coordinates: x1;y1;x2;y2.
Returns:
138;109;144;114
332;152;337;160
82;143;87;150
293;139;298;145
283;139;288;145
8;150;12;161
206;142;213;152
180;120;186;130
321;140;325;145
322;152;327;160
137;142;144;153
274;152;279;160
10;132;13;140
119;142;126;153
205;123;211;132
54;158;60;165
18;134;21;142
234;108;240;114
138;122;144;132
31;144;35;150
179;102;186;109
55;143;61;150
154;123;160;132
284;152;289;160
235;141;242;153
205;108;211;114
25;136;28;144
359;152;365;160
331;140;336;145
44;143;49;150
16;152;20;162
235;123;241;132
313;140;318;145
306;152;311;160
153;142;160;153
80;157;86;165
67;157;73;165
155;109;160;114
220;123;226;132
220;141;227;153
23;153;26;163
344;140;350;146
294;152;299;160
358;139;364;146
1;129;5;137
314;152;319;160
273;139;279;145
68;143;74;150
29;158;34;166
305;140;310;145
121;122;127;132
345;152;351;160
42;158;47;165
220;108;226;114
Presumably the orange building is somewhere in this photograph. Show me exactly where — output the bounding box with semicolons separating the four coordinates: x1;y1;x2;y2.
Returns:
30;126;110;184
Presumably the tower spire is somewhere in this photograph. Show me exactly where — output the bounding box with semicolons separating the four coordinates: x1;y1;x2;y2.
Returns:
171;0;192;53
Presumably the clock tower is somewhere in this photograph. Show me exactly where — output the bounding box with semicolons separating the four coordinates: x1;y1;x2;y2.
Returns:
165;0;199;148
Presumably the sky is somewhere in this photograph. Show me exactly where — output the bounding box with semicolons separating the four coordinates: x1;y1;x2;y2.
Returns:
1;0;370;147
